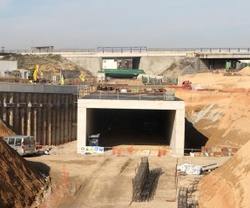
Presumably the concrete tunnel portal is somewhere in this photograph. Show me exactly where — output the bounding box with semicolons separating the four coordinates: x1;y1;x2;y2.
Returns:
77;98;185;155
87;109;176;147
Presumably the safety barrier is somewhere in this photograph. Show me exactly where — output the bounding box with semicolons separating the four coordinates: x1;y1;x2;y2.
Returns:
111;146;170;157
80;145;239;157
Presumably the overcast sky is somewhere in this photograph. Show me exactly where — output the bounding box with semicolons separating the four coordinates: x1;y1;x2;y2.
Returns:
1;0;250;50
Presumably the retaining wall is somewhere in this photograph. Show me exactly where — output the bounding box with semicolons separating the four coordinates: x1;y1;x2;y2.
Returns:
0;83;78;145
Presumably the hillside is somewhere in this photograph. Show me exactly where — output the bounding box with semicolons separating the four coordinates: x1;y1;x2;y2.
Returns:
3;54;95;84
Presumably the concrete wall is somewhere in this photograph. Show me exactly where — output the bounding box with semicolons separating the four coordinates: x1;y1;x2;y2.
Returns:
0;82;78;94
67;55;199;76
66;56;102;75
0;61;18;76
77;99;185;155
139;56;186;75
67;55;188;75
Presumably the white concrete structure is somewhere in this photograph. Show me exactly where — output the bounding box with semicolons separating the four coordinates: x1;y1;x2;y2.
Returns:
77;98;185;155
0;61;17;77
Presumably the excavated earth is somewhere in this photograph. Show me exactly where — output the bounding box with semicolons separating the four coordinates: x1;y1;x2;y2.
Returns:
177;72;250;208
198;140;250;208
177;72;250;148
0;139;46;208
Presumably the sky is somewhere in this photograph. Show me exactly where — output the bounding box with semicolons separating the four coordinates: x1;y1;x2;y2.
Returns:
1;0;250;50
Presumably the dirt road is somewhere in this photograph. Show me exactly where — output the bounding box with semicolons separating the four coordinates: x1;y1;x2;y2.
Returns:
26;141;227;208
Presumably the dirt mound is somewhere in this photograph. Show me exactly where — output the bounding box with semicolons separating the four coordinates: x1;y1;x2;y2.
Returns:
160;58;203;78
0;119;15;137
198;140;250;208
0;139;46;208
239;66;250;76
3;54;94;83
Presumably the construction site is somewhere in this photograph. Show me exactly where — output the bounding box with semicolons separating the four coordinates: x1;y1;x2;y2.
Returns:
1;47;250;208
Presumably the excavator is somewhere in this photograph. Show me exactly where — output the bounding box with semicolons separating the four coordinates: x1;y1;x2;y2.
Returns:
30;65;47;83
32;64;40;82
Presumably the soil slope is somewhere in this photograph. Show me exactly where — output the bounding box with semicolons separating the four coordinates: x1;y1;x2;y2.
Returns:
176;90;250;148
0;119;15;137
3;54;94;83
0;139;46;208
176;72;250;148
198;140;250;208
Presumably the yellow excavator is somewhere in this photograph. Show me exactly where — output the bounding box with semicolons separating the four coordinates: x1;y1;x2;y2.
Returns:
31;65;46;83
32;64;39;82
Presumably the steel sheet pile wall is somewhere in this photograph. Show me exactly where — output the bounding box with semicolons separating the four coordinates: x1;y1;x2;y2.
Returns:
0;91;77;145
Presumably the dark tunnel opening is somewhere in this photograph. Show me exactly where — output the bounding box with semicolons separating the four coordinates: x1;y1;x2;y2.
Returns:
86;109;176;147
185;119;208;152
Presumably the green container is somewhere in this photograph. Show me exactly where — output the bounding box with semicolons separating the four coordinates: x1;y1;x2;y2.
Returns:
103;68;145;78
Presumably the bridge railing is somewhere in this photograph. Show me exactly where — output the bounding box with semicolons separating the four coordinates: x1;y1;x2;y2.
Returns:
3;47;250;54
148;48;250;53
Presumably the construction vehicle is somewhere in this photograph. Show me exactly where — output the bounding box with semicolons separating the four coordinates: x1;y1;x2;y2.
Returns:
182;80;192;89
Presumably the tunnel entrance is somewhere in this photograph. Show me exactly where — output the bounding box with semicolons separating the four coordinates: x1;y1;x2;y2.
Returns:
87;109;176;147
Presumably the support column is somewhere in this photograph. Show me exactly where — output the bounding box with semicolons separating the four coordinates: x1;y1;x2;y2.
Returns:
33;94;38;142
51;94;57;145
42;94;47;145
8;93;14;127
14;93;20;134
171;108;185;156
20;93;25;135
56;94;61;145
64;95;69;143
27;94;32;136
2;93;7;123
61;95;65;144
47;94;52;145
38;94;42;143
77;103;86;153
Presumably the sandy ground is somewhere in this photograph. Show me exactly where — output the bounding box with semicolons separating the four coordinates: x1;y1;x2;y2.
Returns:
179;71;250;90
198;140;250;208
26;141;228;208
176;72;250;208
175;72;250;148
